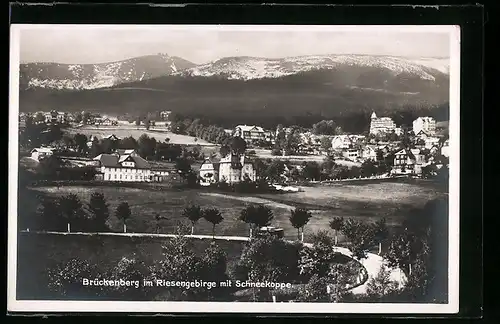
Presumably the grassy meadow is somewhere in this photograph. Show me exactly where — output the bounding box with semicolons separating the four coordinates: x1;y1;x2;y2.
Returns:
23;177;447;243
66;125;214;146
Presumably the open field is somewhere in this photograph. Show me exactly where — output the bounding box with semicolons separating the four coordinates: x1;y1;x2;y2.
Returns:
16;231;245;300
66;126;214;146
23;177;446;244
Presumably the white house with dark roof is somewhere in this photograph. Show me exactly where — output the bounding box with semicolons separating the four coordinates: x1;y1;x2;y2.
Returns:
392;148;426;175
93;149;154;182
361;145;378;161
413;117;436;135
233;125;266;142
199;158;220;186
31;147;54;161
331;135;354;150
199;153;256;185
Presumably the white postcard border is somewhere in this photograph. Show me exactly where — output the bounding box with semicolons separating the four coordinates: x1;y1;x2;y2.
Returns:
8;24;461;314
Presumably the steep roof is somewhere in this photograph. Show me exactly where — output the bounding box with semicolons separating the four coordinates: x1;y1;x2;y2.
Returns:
31;147;53;153
235;125;265;132
115;149;136;155
94;153;150;169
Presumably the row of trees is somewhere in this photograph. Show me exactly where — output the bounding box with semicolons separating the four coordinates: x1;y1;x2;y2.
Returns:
312;120;344;136
30;192;131;233
38;196;447;302
251;157;391;184
170;117;231;145
182;202;312;242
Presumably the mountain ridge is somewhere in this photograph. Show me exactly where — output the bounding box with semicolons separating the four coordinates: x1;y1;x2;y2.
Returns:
19;53;449;91
19;53;196;91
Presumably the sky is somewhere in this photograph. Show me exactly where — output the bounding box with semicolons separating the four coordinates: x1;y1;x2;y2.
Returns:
17;25;452;65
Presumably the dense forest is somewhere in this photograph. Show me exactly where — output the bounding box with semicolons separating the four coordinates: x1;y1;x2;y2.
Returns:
19;67;449;133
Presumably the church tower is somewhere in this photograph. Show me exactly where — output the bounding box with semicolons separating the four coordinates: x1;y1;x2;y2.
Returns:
371;112;377;119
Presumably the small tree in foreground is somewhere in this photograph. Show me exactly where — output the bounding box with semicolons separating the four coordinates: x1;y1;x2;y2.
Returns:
59;194;84;233
87;192;110;232
365;264;400;300
239;204;274;238
329;217;344;246
289;207;312;242
202;208;224;239
182;204;203;235
115;202;131;233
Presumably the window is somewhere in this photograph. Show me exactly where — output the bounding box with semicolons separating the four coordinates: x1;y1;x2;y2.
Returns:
120;174;122;180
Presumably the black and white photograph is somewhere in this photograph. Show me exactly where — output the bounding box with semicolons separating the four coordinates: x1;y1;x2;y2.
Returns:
8;24;460;313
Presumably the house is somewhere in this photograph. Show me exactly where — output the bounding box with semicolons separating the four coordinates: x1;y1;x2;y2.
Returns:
361;145;378;161
87;135;99;148
342;148;360;161
102;134;121;141
424;136;441;149
394;127;403;136
44;111;58;124
233;125;266;143
199;153;256;185
160;110;171;120
413;117;436;135
199;158;220;186
57;112;67;124
99;118;113;126
30;147;54;161
392;148;425;175
331;135;353;150
370;112;396;135
219;153;256;184
441;139;450;157
264;131;275;143
93;149;162;182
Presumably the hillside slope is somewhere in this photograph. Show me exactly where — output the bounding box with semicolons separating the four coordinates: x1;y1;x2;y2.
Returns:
18;55;449;130
19;53;195;90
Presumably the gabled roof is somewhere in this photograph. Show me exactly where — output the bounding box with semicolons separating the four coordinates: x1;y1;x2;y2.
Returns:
94;153;150;169
235;125;265;132
115;149;136;155
395;148;416;160
31;147;53;153
415;130;429;136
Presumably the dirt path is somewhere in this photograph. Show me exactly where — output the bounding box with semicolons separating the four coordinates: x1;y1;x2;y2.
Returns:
199;192;297;210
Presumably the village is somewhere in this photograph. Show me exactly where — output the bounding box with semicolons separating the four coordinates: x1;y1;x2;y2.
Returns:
19;109;450;188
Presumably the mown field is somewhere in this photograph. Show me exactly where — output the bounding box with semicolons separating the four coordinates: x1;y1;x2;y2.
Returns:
66;126;214;146
23;178;447;243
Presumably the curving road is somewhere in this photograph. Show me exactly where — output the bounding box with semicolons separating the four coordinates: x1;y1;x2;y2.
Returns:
19;230;407;295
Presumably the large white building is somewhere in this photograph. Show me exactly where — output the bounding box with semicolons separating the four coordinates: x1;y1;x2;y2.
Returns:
413;117;436;135
44;110;67;124
93;149;172;182
199;153;256;186
233;125;266;142
370;112;396;135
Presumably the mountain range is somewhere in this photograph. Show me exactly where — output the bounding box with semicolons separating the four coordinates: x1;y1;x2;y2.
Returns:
18;53;450;129
19;53;195;90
